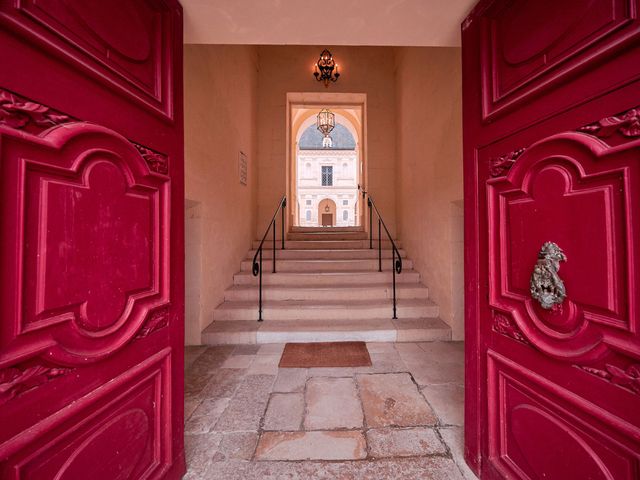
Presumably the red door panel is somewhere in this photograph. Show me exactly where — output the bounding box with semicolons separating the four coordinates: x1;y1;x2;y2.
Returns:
463;1;640;478
0;1;184;479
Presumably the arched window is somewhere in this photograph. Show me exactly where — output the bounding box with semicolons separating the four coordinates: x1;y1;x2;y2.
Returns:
306;210;311;221
342;210;348;221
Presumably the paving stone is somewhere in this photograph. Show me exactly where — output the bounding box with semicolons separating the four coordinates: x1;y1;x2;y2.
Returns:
421;384;464;425
233;344;261;355
367;427;447;458
186;342;468;479
257;343;285;355
417;341;464;362
189;346;235;376
185;398;230;434
214;375;275;431
185;371;214;398
208;457;465;479
357;373;437;427
221;355;255;368
185;346;208;370
273;368;308;392
184;432;222;477
185;414;219;435
185;396;202;421
307;367;355;377
199;368;245;400
254;431;367;461
304;377;363;429
356;352;407;373
247;354;280;375
395;343;426;356
212;431;259;462
439;427;479;479
263;393;304;430
406;360;464;386
366;342;397;354
190;397;230;426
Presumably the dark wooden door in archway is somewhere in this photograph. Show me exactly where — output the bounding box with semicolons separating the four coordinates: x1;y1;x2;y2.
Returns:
0;1;185;478
463;1;640;478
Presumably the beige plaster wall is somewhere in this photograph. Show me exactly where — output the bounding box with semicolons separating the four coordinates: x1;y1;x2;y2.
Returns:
395;47;464;339
256;46;398;237
184;45;259;345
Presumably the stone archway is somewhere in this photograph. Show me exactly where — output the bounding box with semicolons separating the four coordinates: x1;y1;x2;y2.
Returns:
287;93;366;230
318;198;336;227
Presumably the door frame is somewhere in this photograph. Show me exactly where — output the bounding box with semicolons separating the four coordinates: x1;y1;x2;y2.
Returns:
285;92;368;232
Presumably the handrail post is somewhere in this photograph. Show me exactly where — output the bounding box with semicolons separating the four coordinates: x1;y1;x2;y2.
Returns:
272;219;276;273
258;248;263;321
368;197;373;249
252;195;286;322
378;218;382;272
281;198;285;250
392;248;397;319
366;192;402;320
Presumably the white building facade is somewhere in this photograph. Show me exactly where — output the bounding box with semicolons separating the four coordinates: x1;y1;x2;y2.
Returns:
296;123;359;227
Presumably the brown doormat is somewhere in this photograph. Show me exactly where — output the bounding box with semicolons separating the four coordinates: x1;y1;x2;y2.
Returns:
279;341;372;368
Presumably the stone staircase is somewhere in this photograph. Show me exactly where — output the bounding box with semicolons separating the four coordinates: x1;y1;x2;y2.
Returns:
202;228;451;344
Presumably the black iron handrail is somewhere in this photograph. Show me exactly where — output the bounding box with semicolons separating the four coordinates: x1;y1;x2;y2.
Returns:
252;195;286;321
358;185;402;319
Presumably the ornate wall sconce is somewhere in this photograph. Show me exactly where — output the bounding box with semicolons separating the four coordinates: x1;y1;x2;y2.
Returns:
313;49;340;87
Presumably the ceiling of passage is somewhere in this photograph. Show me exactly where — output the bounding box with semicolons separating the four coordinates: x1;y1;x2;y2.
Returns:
182;0;476;47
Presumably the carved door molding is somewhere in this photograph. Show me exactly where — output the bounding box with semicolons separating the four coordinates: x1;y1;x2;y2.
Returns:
463;1;640;478
0;94;171;366
0;2;185;479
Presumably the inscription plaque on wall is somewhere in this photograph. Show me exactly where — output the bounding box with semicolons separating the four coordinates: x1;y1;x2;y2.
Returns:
239;151;247;185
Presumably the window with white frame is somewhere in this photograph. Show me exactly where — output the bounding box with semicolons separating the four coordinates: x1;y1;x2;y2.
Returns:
342;200;348;206
321;166;333;186
342;210;348;221
306;210;311;221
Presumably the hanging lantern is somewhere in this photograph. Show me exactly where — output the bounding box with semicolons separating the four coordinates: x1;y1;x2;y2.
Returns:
316;108;335;148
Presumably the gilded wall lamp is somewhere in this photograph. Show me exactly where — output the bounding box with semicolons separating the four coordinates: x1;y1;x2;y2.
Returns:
313;49;340;87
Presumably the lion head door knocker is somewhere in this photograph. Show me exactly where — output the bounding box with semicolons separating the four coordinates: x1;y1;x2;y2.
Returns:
530;242;567;310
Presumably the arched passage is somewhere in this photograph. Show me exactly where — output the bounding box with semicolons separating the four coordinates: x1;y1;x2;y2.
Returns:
288;94;366;229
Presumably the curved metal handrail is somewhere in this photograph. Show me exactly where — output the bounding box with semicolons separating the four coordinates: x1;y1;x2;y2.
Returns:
252;195;286;320
358;185;402;318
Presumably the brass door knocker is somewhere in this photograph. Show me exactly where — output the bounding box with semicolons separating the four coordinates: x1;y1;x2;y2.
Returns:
530;242;567;309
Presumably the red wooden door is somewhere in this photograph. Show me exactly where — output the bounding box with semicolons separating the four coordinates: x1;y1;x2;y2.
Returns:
0;1;185;479
463;1;640;478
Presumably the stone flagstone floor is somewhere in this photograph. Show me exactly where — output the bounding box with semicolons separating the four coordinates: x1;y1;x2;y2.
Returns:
184;341;477;479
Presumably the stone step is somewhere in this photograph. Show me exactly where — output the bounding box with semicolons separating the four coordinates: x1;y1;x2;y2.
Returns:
201;318;452;344
287;231;368;241
290;226;364;233
252;239;402;250
239;258;413;273
233;269;421;286
246;248;407;260
212;299;438;321
224;283;429;302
